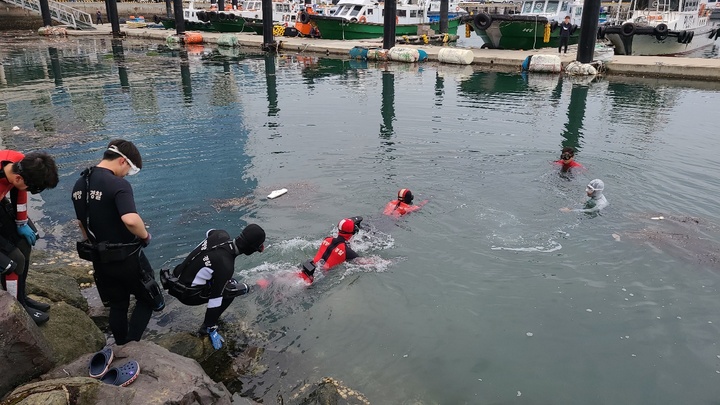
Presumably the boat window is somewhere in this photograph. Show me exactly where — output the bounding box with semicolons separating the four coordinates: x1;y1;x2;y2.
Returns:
560;1;568;11
574;6;582;16
410;10;417;17
546;1;558;13
419;10;424;16
367;9;373;15
522;2;533;13
349;5;362;17
398;9;407;17
534;1;545;12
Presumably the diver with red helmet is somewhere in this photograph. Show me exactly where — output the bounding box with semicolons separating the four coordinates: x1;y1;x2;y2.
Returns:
384;188;427;217
298;216;362;284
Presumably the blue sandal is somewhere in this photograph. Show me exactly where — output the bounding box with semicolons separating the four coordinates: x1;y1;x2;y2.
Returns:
100;360;140;387
88;347;114;378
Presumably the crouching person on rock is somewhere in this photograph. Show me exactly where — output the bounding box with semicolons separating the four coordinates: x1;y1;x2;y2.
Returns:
161;224;265;350
0;150;59;325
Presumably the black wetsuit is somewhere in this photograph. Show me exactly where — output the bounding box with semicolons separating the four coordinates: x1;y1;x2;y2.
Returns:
72;167;153;345
173;229;238;327
559;21;572;53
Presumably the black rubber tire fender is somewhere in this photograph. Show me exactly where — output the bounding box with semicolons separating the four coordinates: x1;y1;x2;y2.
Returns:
299;10;310;24
597;25;607;40
621;22;635;37
686;30;694;43
474;13;492;30
654;23;668;36
677;30;688;43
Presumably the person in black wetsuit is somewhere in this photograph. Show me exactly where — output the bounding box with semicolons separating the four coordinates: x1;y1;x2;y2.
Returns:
71;139;155;345
162;224;265;349
559;15;572;54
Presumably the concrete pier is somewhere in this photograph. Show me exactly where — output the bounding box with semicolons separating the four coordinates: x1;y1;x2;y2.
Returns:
43;23;720;81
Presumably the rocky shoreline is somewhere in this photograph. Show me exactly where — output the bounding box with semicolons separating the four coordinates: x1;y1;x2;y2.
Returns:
0;248;370;405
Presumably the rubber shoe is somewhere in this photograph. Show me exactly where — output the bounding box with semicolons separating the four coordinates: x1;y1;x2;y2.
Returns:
100;360;140;387
89;347;114;378
25;297;51;312
24;305;49;325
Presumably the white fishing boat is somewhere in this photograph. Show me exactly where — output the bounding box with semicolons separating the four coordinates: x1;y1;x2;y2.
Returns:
600;0;720;55
427;0;468;22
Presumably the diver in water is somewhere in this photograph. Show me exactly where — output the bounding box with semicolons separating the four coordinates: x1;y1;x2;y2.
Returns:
299;217;362;283
383;189;427;217
553;147;584;174
160;224;265;349
560;179;608;214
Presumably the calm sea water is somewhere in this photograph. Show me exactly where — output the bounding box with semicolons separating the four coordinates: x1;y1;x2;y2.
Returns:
2;33;720;404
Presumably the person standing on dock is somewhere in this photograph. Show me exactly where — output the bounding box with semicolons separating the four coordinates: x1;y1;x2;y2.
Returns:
559;16;571;54
96;10;103;25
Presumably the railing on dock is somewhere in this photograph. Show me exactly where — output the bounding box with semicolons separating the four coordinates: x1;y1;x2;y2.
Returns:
1;0;95;29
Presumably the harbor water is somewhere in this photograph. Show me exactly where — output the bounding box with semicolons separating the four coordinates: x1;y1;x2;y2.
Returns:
2;33;720;404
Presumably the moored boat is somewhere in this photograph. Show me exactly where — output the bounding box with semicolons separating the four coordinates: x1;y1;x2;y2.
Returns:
308;0;461;40
600;0;720;55
466;0;582;50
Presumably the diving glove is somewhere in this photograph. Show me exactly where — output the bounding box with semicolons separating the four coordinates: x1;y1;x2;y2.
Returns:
17;224;37;246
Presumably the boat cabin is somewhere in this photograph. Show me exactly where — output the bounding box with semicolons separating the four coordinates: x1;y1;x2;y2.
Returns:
519;0;582;24
330;0;431;24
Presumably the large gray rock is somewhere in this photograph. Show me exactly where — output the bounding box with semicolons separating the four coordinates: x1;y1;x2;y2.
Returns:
1;377;134;405
39;301;106;365
26;271;88;312
154;332;265;393
37;340;233;405
0;291;55;399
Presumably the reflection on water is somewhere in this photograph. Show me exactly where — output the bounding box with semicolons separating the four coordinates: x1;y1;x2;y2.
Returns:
2;33;720;404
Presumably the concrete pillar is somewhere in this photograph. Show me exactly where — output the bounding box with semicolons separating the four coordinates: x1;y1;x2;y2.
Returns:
439;0;448;33
383;0;397;50
261;0;274;51
38;0;51;26
173;0;186;34
107;0;121;37
577;0;601;63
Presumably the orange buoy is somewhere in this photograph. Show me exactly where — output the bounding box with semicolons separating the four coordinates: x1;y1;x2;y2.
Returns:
129;15;135;19
184;32;204;44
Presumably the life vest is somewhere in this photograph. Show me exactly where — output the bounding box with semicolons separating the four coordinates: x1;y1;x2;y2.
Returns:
384;200;421;217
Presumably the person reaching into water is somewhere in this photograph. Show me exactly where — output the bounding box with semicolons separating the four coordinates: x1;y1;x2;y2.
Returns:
383;189;427;218
560;179;608;214
553;147;584;174
160;224;265;350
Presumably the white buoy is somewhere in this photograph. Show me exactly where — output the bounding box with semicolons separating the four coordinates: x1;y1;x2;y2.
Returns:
267;188;288;199
388;47;420;63
11;126;20;131
527;54;562;73
438;48;474;65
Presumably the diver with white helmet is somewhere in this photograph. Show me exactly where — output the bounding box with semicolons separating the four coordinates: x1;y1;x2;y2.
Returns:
560;179;608;214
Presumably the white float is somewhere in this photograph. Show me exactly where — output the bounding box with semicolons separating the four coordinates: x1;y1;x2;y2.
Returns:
388;47;420;63
438;48;474;65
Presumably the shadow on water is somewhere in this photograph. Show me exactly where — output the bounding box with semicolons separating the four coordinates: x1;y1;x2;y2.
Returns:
561;81;588;152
